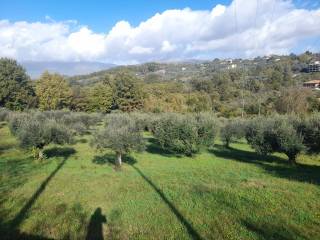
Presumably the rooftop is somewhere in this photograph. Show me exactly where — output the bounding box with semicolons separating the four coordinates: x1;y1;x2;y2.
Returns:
304;80;320;84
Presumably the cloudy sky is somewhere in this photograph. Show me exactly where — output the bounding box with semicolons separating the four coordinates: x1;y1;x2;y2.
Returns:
1;0;320;64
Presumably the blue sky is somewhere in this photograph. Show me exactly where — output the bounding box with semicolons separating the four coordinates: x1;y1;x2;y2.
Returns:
1;0;232;32
1;0;318;32
0;0;319;63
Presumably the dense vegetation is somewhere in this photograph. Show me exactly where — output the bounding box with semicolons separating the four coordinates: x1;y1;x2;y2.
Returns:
0;109;319;239
0;53;320;239
1;52;320;117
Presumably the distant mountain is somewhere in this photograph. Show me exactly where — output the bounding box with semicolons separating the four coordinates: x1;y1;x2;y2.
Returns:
21;61;116;79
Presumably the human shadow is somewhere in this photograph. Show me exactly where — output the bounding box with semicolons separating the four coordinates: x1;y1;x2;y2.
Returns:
211;145;320;185
85;208;107;240
145;138;183;158
131;164;204;240
93;152;203;239
9;147;76;229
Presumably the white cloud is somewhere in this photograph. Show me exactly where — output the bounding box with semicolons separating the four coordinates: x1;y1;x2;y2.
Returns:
0;0;320;64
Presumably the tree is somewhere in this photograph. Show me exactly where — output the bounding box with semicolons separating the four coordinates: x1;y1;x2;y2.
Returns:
87;83;113;113
153;113;217;156
10;113;73;160
275;88;311;115
114;72;144;112
220;119;245;148
92;114;145;167
297;113;320;153
245;116;304;165
0;58;36;110
36;71;72;110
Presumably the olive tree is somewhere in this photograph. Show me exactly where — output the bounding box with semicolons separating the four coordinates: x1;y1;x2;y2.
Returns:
297;113;320;153
92;114;145;167
153;113;218;156
9;114;73;160
245;116;305;165
220;119;246;148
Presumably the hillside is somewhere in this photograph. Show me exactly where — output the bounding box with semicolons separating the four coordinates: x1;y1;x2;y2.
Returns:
67;53;320;86
22;61;116;79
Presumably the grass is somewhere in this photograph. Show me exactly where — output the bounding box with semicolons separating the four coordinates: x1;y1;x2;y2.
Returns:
0;122;320;240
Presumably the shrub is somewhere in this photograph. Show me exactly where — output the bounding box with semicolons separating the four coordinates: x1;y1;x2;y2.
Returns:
245;116;304;164
92;114;145;167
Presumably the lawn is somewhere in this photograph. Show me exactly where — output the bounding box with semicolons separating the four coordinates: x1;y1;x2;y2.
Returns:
0;122;320;240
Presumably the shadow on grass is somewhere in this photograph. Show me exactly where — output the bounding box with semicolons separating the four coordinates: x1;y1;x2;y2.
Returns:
242;220;310;240
92;153;136;167
93;152;203;239
131;164;204;240
7;147;76;233
211;145;320;185
43;147;76;159
86;207;107;240
145;138;183;158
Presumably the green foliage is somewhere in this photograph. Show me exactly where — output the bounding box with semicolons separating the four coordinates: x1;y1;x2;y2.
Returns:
297;113;320;153
0;58;36;110
8;112;73;159
114;72;144;112
194;112;219;146
92;114;145;165
0;108;10;121
87;83;113;113
153;113;217;156
220;119;246;147
245;116;305;164
36;71;72;110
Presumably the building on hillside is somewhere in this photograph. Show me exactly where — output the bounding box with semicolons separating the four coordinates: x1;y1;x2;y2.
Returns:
308;61;320;72
303;80;320;90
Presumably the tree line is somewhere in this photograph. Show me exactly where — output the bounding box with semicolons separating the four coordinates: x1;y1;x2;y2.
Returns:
0;109;319;166
1;56;320;117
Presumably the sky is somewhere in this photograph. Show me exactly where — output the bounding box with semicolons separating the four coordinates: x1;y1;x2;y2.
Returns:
0;0;320;64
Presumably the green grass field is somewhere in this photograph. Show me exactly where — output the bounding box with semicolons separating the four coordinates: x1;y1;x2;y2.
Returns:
0;122;320;240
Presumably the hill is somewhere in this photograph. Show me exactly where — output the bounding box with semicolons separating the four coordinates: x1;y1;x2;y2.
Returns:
21;61;116;79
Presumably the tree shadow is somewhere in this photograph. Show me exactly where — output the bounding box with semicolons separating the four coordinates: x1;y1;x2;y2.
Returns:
131;164;204;240
145;138;183;158
242;220;310;240
43;147;76;159
0;228;54;240
92;153;137;167
211;145;320;185
9;147;76;230
85;207;107;240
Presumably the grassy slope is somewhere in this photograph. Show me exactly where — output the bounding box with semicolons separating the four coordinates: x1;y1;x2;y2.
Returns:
0;122;320;240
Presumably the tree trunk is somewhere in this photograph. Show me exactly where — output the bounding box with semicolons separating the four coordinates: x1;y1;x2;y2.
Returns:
37;148;44;161
116;152;122;167
288;154;296;165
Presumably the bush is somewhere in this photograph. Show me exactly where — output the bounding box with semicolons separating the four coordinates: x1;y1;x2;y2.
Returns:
245;116;304;164
220;119;246;148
